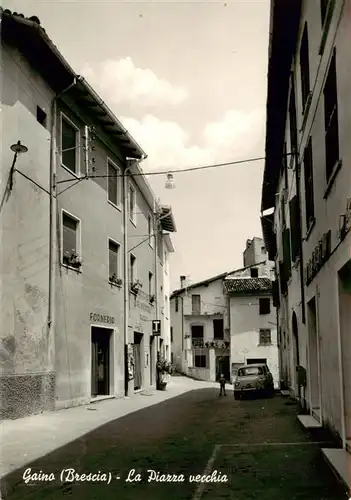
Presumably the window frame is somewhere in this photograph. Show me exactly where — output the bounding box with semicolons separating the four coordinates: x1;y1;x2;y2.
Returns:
303;137;315;233
129;253;137;285
61;209;81;270
323;48;341;189
148;271;153;297
108;238;121;284
129;182;137;226
60;112;80;177
194;354;207;368
259;329;272;346
107;158;122;210
191;294;201;315
299;23;311;113
259;297;271;315
148;214;154;248
213;318;224;340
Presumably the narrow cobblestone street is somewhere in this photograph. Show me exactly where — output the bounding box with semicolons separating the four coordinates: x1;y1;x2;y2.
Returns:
1;388;348;500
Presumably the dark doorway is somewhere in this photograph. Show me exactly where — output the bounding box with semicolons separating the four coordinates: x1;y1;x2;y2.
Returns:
216;355;230;381
150;336;154;385
133;332;143;391
91;327;112;397
292;311;300;398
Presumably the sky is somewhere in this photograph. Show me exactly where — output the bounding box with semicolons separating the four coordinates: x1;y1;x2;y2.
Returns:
4;0;271;291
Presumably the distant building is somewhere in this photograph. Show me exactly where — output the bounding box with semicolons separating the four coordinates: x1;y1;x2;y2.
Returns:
224;271;279;387
170;272;231;381
170;238;279;385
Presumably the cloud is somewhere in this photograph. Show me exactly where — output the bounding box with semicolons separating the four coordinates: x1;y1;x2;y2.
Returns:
121;109;264;171
81;58;187;107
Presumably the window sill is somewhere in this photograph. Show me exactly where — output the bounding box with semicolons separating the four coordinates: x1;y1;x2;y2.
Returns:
61;164;81;179
61;263;82;273
109;281;122;289
258;343;273;347
304;218;316;242
108;200;122;212
324;160;342;199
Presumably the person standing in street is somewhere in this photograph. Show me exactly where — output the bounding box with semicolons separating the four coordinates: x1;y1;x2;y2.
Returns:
219;373;226;396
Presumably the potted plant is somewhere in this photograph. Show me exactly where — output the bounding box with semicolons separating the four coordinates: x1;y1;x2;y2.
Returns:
63;250;82;269
224;341;230;349
156;357;173;390
110;274;122;286
210;341;215;348
130;279;142;294
205;341;210;348
149;293;156;304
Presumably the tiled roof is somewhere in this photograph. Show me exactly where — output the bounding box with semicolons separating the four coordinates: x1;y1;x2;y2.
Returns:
170;261;267;297
223;277;272;294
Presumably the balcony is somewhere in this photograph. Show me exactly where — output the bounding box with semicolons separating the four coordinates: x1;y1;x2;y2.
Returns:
190;338;230;350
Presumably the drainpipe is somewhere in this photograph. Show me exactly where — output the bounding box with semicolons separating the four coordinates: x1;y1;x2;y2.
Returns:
123;163;132;397
48;77;79;336
153;198;160;388
295;158;306;325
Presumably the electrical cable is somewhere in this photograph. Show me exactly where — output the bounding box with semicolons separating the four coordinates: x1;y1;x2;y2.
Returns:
55;155;266;185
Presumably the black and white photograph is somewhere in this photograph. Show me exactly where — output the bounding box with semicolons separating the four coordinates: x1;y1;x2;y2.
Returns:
0;0;350;498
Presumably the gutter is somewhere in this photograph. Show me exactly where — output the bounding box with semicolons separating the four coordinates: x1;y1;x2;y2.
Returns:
77;77;146;160
3;11;146;160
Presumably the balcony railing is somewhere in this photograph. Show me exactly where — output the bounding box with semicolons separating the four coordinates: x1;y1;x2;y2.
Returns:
191;338;204;348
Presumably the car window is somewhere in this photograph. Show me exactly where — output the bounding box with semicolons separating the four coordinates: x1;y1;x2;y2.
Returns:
237;366;263;376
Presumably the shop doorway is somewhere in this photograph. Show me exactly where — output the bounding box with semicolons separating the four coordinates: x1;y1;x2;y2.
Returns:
307;297;321;421
292;312;300;398
133;332;143;391
338;260;351;444
91;327;112;397
150;336;154;385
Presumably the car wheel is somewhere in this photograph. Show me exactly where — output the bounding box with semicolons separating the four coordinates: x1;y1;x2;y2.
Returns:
234;391;240;400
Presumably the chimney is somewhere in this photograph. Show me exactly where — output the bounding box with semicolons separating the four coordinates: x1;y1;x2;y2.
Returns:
180;275;186;288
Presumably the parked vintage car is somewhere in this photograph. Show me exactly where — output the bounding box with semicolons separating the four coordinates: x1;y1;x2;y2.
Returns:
233;363;274;400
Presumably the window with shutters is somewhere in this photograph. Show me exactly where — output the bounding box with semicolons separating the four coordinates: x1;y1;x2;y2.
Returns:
324;49;340;182
303;138;315;229
279;261;288;296
320;0;328;25
289;79;298;154
129;183;136;224
289;196;300;262
61;114;80;175
282;228;292;277
175;296;179;312
300;24;311;112
107;160;121;207
320;0;335;55
192;294;201;315
62;212;80;265
108;240;120;282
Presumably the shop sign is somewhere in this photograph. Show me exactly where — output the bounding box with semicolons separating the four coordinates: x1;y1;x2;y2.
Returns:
89;312;115;324
305;230;331;286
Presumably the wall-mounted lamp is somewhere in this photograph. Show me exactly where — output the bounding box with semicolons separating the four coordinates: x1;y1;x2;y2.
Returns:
165;173;175;189
10;141;28;154
8;141;28;191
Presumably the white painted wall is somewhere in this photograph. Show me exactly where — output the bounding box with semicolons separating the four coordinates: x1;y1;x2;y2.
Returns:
229;294;279;387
